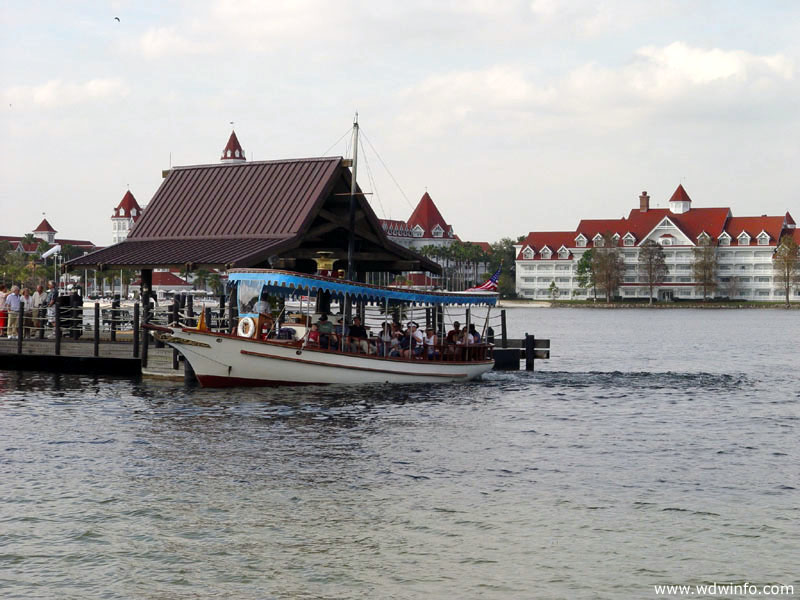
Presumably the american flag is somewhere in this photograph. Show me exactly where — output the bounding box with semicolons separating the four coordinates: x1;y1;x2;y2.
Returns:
466;266;501;292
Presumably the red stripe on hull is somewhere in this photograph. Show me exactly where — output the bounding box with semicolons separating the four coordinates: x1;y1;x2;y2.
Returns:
195;374;328;388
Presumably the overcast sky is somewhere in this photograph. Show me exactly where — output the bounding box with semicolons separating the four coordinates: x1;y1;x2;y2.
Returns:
2;1;799;247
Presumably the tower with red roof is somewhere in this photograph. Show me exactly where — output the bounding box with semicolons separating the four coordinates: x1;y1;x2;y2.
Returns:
111;190;143;244
220;130;246;163
33;218;57;244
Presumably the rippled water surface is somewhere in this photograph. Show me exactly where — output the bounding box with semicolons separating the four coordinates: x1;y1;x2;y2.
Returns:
1;309;798;599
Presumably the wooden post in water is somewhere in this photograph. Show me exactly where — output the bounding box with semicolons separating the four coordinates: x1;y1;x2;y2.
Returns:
501;309;508;348
132;303;140;358
54;302;62;356
16;303;23;354
171;299;179;370
187;295;194;328
205;306;212;330
141;301;150;368
93;302;100;357
111;295;119;342
524;333;535;371
218;294;225;331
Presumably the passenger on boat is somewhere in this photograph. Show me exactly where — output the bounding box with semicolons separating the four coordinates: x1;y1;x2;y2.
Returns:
402;322;424;359
445;321;461;345
468;323;481;343
316;314;337;349
377;322;393;356
424;328;439;360
0;284;7;337
347;316;370;354
306;322;320;347
388;323;404;357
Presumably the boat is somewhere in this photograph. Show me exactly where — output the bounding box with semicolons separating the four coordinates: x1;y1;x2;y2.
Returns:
147;268;497;387
145;116;497;386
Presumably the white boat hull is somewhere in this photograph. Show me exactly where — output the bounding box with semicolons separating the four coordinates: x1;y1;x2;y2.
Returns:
155;327;494;387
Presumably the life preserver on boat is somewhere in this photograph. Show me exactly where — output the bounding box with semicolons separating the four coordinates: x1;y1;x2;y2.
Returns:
237;316;256;338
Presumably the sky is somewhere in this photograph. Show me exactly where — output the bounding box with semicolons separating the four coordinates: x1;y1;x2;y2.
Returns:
2;1;799;247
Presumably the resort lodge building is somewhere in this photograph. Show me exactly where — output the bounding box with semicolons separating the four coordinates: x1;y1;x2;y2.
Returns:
515;185;799;302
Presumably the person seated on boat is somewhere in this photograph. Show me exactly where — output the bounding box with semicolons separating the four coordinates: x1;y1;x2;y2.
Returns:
446;321;461;345
316;313;337;349
348;316;370;354
424;327;439;360
402;322;424;359
306;322;320;347
389;323;405;357
377;322;393;357
468;323;481;344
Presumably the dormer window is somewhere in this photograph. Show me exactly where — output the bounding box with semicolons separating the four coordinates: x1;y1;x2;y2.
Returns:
131;208;137;217
718;232;730;246
575;234;587;248
623;233;635;247
612;233;620;243
757;232;770;246
558;246;569;259
541;247;552;259
522;247;534;260
697;232;710;244
412;224;424;238
659;236;672;246
593;234;604;247
738;232;750;246
432;224;444;238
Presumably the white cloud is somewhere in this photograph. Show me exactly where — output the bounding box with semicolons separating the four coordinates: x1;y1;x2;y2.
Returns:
3;78;130;108
392;42;796;136
139;27;207;59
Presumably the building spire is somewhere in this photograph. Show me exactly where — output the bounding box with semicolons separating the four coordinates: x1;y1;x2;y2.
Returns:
220;130;246;163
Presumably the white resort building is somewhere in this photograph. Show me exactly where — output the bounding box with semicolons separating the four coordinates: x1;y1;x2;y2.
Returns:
515;185;799;301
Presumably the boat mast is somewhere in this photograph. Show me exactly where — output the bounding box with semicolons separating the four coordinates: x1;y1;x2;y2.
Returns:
346;113;359;281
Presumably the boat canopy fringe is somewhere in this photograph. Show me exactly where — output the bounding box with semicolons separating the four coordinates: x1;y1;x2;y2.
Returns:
228;269;497;306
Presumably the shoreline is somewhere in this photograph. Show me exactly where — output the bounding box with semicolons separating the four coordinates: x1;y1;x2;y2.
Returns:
498;299;800;309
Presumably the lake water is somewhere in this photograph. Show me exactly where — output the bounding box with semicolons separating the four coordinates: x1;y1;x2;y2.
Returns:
1;308;798;599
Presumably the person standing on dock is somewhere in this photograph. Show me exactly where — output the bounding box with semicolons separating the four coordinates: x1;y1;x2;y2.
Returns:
32;285;46;337
44;281;57;337
0;284;7;337
5;286;21;339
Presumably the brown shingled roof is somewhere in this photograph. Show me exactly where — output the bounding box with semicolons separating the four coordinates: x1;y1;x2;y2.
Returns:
67;156;440;274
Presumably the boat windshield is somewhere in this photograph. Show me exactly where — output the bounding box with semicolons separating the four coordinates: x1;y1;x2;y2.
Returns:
237;280;263;316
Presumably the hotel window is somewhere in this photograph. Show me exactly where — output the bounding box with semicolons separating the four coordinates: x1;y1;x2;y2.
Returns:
412;225;424;238
432;225;444;238
593;235;604;247
719;236;730;246
523;248;534;259
558;249;569;259
541;249;552;259
575;236;587;247
659;237;672;246
738;234;750;246
757;234;769;245
623;236;634;246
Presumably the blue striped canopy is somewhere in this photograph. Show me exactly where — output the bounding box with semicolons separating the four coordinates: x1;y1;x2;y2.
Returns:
229;269;497;306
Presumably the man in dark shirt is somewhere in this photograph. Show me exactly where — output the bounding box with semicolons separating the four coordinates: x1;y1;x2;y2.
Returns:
348;316;370;354
445;321;461;345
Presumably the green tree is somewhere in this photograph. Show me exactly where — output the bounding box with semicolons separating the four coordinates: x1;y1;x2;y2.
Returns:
637;240;667;304
21;233;36;245
774;234;800;306
208;272;224;295
547;280;559;300
489;236;524;299
592;233;624;302
692;236;718;300
575;249;596;301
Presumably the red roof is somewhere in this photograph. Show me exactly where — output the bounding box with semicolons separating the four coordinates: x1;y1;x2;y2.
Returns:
517;232;576;259
724;216;785;245
785;212;795;226
33;218;57;233
467;241;491;253
113;190;143;221
576;207;731;247
151;271;191;287
668;184;692;204
407;192;452;238
221;131;246;161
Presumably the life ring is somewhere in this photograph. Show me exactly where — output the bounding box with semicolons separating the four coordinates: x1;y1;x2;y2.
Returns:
237;316;256;338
